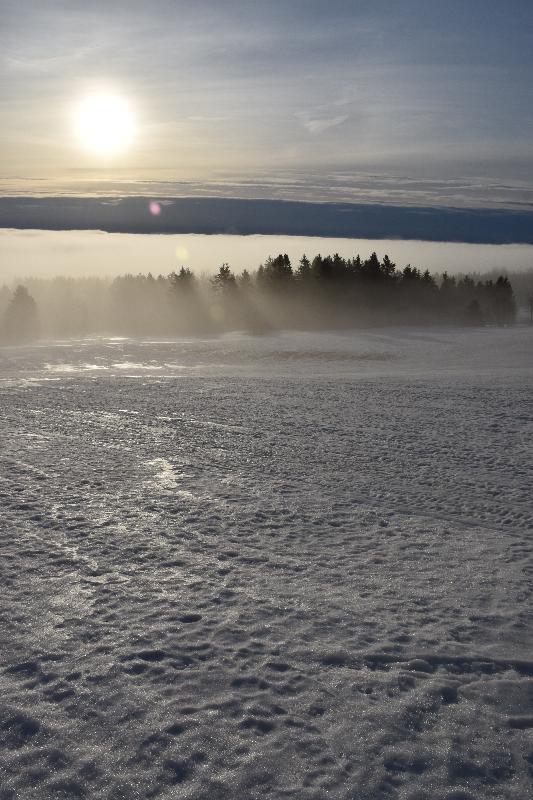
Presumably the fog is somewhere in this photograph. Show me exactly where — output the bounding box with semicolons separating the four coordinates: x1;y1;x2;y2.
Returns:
1;249;529;344
2;230;533;284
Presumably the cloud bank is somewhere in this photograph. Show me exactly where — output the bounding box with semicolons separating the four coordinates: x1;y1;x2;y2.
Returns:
2;196;533;245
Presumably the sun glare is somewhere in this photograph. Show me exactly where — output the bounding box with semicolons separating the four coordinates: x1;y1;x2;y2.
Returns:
74;92;135;155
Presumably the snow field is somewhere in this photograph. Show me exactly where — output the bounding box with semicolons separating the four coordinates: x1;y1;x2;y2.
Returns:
0;328;532;799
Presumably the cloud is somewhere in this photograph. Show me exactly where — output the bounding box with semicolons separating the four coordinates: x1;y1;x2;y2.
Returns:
186;116;231;123
2;170;533;212
2;195;533;245
4;46;97;74
300;114;349;135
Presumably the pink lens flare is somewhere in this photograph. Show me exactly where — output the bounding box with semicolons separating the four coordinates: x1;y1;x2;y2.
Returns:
149;201;161;216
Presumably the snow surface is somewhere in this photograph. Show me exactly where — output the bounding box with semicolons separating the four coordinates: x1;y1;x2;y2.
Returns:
1;327;532;800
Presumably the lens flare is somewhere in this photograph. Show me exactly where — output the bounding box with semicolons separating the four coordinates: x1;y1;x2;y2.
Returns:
175;245;189;260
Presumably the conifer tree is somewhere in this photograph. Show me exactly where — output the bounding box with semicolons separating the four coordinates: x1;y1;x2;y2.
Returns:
2;285;39;343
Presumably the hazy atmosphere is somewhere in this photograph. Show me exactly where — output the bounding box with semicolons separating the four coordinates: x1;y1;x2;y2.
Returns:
1;3;533;800
3;229;533;282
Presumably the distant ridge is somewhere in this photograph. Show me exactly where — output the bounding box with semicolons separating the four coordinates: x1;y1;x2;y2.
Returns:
2;196;533;244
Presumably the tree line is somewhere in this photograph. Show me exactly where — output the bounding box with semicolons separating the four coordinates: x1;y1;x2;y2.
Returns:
0;252;517;342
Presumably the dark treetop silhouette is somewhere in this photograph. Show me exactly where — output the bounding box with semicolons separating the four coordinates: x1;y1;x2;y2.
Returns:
0;253;516;342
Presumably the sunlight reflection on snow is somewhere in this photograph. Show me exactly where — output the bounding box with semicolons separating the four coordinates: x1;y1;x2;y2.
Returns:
44;363;107;372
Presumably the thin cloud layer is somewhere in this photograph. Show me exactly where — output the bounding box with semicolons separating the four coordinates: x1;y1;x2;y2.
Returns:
1;172;532;212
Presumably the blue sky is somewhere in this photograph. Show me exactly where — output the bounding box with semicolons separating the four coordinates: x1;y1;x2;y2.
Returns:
2;0;533;205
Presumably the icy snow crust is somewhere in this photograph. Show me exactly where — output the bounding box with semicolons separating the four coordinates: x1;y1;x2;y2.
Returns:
0;328;532;800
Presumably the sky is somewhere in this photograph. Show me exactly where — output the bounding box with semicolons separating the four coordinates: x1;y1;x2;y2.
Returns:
2;0;533;206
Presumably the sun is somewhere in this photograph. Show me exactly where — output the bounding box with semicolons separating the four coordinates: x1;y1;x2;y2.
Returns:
73;92;136;155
